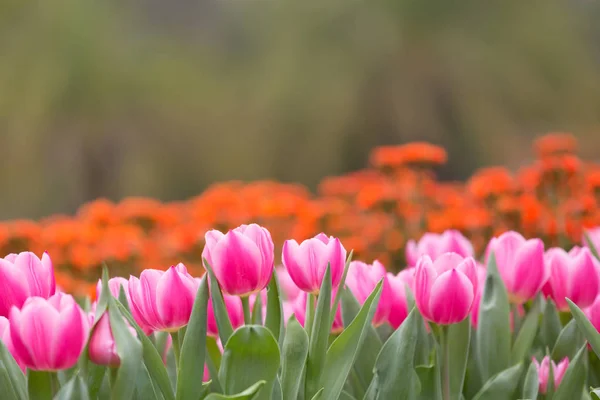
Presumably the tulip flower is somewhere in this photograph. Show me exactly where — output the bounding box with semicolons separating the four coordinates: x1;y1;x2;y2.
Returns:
275;266;302;301
532;356;569;394
282;233;346;294
543;247;599;311
386;268;415;329
96;277;153;335
128;264;199;332
0;316;24;372
88;313;136;367
9;293;90;371
346;260;393;326
293;291;344;333
0;252;56;317
414;253;478;325
203;224;274;297
406;230;473;267
486;231;547;304
207;294;244;337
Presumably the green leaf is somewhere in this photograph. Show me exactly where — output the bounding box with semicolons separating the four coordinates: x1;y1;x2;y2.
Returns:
118;285;131;313
446;317;471;399
472;363;523;400
371;308;420;399
203;258;235;346
339;390;357;400
591;387;600;400
416;361;442;400
204;381;266;400
305;266;332;399
28;370;57;400
94;266;111;323
134;363;159;400
265;269;283;343
0;364;20;400
568;299;600;358
330;250;353;328
522;362;538;400
280;316;309;400
476;253;511;382
176;275;209;400
321;280;383;400
585;232;600;261
552;319;585;362
219;326;280;400
310;387;324;400
85;363;106;399
553;345;587;400
511;299;541;365
540;299;562;351
0;340;26;400
54;375;90;400
252;294;263;325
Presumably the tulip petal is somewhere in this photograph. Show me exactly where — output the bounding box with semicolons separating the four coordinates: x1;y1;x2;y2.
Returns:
0;260;29;317
53;304;88;369
19;300;60;370
414;257;436;321
428;269;474;325
211;230;262;295
283;240;312;292
155;267;197;330
509;239;546;302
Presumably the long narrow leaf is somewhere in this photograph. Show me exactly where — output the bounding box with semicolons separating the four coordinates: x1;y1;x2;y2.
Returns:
203;259;234;346
280;316;309;400
265;269;283;343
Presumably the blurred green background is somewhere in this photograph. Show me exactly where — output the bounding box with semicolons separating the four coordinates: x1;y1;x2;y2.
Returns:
2;0;600;219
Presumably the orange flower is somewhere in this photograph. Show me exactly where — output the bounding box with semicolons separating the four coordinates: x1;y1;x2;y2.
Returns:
534;132;578;158
370;142;447;168
467;167;514;200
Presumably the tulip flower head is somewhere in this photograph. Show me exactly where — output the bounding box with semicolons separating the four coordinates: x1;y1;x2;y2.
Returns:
0;252;56;317
386;268;415;329
207;294;244;337
532;356;569;394
88;313;136;367
9;293;90;371
406;230;473;267
346;260;393;326
486;231;547;304
203;224;274;297
469;265;488;328
414;253;478;325
282;233;346;294
96;277;153;335
0;316;24;372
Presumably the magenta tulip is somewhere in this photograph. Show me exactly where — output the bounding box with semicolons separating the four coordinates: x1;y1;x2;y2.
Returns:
128;264;199;332
9;293;90;371
282;233;346;294
532;356;569;394
293;291;344;333
406;230;473;267
88;313;136;367
346;260;393;326
414;253;478;325
203;224;274;296
276;266;302;301
0;316;24;372
0;252;56;317
386;268;415;329
96;277;153;335
207;294;244;337
542;247;599;311
486;231;547;304
469;265;488;327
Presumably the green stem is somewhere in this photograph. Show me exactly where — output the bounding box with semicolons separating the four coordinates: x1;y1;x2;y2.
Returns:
511;304;521;335
109;367;119;389
155;331;169;359
305;294;316;339
440;325;451;400
241;296;252;325
170;331;182;368
28;371;59;400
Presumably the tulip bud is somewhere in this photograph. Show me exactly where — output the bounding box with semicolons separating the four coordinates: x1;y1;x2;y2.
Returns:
207;294;244;337
346;260;393;326
282;234;346;294
96;277;153;335
0;316;25;372
532;356;569;394
202;224;274;296
88;313;136;367
386;268;415;329
406;230;473;267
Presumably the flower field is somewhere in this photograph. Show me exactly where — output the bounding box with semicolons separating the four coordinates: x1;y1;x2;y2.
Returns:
2;133;600;399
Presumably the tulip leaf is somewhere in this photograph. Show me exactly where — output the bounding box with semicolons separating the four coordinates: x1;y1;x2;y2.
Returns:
280;316;309;400
339;390;357;400
552;319;585;362
206;336;223;392
252;295;263;325
511;300;541;364
445;317;472;399
265;269;283;343
476;253;511;382
553;345;587;400
28;370;58;400
54;375;90;400
416;360;442;400
134;363;159;400
219;326;280;400
585;232;600;261
0;364;20;400
567;299;600;358
321;280;382;400
371;308;420;399
85;362;106;399
330;250;353;328
0;340;26;400
472;363;523;400
204;381;265;400
305;266;332;399
540;299;562;351
310;387;324;400
271;376;282;400
591;388;600;400
94;266;111;323
522;362;538;400
203;259;235;346
176;275;209;400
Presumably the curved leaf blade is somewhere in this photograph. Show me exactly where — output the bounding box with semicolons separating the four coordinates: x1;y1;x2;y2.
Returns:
280;316;309;400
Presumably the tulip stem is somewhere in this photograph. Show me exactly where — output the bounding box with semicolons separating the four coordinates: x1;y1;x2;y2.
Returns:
27;371;59;400
170;331;182;368
109;367;119;389
440;325;451;400
305;294;316;339
511;304;521;334
241;296;252;325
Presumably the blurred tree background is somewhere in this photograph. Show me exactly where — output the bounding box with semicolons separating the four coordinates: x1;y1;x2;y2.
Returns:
1;0;600;219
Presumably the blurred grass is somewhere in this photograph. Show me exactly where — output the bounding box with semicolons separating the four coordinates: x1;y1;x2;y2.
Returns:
1;0;600;219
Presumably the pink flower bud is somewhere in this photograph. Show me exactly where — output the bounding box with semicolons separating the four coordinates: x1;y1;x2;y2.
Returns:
0;252;56;317
0;316;25;372
202;224;274;296
470;265;488;328
346;260;393;326
532;356;569;394
96;277;153;335
293;291;344;333
486;232;547;304
282;234;346;294
414;253;478;325
88;313;136;367
406;230;473;267
386;268;416;329
207;294;244;337
543;247;599;311
128;264;199;332
9;293;90;371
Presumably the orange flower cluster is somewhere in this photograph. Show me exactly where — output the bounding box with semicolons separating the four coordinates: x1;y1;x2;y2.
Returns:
1;133;599;296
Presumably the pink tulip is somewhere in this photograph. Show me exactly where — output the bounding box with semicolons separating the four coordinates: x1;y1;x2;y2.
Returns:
9;293;90;371
486;231;547;304
207;294;244;337
276;266;302;301
0;252;56;317
406;230;473;267
414;253;478;325
203;224;274;297
128;264;199;332
386;268;416;329
346;260;393;326
0;316;25;372
96;277;153;335
282;233;346;294
88;313;136;367
293;291;344;333
542;247;599;311
532;356;569;394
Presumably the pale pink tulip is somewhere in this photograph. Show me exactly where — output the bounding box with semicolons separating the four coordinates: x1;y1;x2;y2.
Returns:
0;252;56;317
276;266;302;301
406;230;473;267
0;316;25;372
469;265;488;327
96;277;153;335
346;260;393;326
386;268;416;329
414;253;478;325
9;293;90;371
203;224;274;296
88;313;136;367
532;356;569;394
